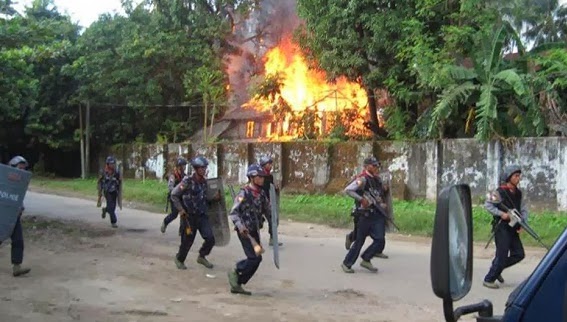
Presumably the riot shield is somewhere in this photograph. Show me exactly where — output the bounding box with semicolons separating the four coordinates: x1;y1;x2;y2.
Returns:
380;170;397;233
275;187;281;225
206;177;231;246
117;181;123;210
0;164;32;242
269;183;280;269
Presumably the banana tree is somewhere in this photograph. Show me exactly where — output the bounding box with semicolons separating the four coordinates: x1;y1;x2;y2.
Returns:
427;23;546;140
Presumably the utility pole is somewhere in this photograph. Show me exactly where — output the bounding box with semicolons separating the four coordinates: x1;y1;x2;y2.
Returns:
85;101;90;177
79;104;85;179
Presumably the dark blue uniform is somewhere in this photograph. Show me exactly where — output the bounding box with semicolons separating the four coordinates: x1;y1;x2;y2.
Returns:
7;155;31;277
342;170;388;272
228;185;270;288
98;168;121;226
162;169;185;233
484;183;527;286
170;173;216;267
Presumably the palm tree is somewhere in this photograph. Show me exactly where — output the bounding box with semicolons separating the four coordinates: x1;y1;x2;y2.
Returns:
497;0;567;46
524;0;567;45
427;23;547;140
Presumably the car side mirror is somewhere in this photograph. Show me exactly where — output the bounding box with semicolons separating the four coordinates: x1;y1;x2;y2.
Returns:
431;184;494;321
431;184;474;302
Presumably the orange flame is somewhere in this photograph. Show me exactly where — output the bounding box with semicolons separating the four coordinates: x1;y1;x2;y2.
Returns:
243;36;370;140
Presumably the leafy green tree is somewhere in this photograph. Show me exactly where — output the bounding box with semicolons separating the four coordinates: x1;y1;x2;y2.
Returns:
426;23;549;140
0;0;80;149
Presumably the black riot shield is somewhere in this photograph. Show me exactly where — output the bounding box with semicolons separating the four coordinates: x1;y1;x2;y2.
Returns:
117;181;123;210
0;164;32;242
206;178;231;246
269;183;280;269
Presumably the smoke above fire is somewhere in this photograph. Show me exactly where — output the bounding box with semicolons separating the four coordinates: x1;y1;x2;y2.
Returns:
225;0;371;140
226;0;301;107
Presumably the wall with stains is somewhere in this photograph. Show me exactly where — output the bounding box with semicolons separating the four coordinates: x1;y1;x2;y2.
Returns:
281;142;330;193
219;142;249;184
97;137;567;211
326;142;374;193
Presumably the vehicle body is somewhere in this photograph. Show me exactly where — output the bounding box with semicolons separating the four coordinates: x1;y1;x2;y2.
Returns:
430;184;567;322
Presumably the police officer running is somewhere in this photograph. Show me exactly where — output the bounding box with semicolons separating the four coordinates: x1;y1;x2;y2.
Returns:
97;156;122;228
170;156;219;270
483;165;527;289
344;160;390;259
258;155;283;247
4;156;31;277
341;156;388;273
161;157;188;234
227;164;271;295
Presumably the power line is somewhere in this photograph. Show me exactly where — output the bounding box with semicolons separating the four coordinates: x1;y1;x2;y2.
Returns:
85;102;229;109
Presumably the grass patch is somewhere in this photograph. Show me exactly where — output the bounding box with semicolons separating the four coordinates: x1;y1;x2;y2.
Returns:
30;177;567;248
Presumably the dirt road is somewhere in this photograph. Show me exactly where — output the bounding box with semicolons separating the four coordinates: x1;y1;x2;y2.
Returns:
0;192;546;321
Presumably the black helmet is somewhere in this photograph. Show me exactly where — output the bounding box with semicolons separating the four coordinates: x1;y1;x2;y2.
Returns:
247;163;267;177
501;165;521;183
9;156;28;168
259;155;273;167
106;156;116;165
363;156;380;166
191;156;209;168
176;157;188;167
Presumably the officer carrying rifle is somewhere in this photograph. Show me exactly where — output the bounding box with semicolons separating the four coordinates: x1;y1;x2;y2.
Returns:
340;156;389;274
482;165;543;289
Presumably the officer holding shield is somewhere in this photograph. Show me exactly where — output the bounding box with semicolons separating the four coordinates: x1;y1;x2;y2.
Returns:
5;156;31;277
170;156;219;270
97;156;122;228
258;155;282;247
227;164;271;295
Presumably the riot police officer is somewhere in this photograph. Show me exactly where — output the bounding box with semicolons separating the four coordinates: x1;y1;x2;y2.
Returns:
6;156;31;277
345;159;390;259
97;156;122;228
161;157;188;234
227;163;271;295
258;155;282;247
341;156;388;273
170;156;219;270
483;165;527;289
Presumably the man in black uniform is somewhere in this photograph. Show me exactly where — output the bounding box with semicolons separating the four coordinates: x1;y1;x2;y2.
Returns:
161;157;188;234
97;156;122;228
341;156;389;273
344;159;389;259
258;155;282;247
170;156;219;270
4;156;31;277
483;165;526;289
227;164;271;295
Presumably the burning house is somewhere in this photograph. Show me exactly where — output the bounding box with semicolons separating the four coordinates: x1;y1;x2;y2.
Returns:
191;0;379;143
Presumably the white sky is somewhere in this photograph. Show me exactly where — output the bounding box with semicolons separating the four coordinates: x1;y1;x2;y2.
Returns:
13;0;140;27
12;0;567;29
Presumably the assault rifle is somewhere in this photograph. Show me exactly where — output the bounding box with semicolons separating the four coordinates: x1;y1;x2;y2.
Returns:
362;190;400;231
484;191;549;250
